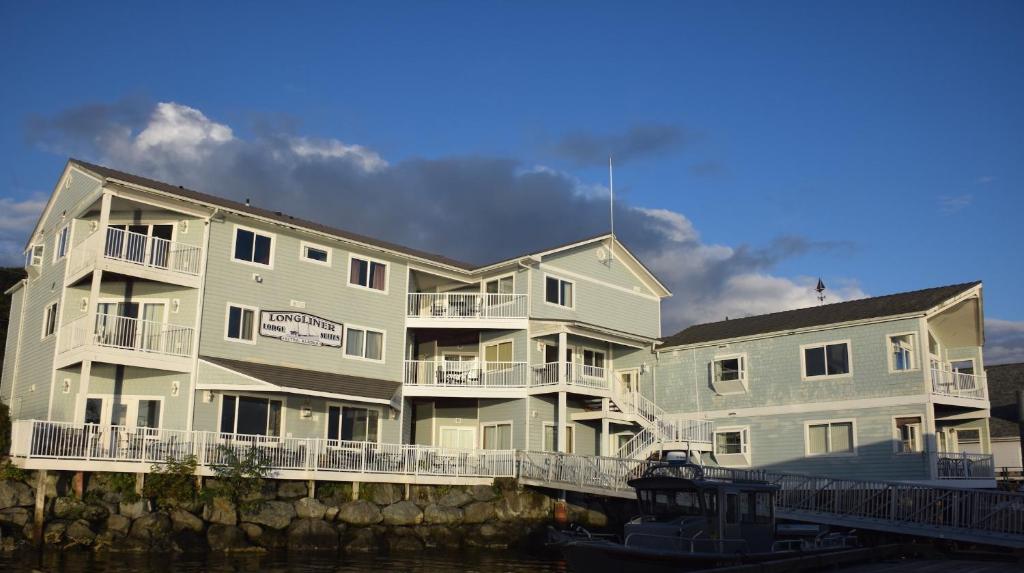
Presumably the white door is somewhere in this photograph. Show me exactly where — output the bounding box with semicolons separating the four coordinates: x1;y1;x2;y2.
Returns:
438;426;475;449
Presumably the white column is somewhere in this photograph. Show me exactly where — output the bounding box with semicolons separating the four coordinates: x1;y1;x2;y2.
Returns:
601;416;610;457
76;360;92;424
557;331;568;452
79;192;111;423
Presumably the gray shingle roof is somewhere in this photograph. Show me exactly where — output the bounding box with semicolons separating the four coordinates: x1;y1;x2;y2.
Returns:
201;355;400;403
660;281;981;348
987;363;1024;438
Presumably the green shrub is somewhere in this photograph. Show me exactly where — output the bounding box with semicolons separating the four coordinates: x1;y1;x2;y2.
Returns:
104;471;141;503
316;481;352;502
0;461;28;481
145;455;198;509
203;445;271;512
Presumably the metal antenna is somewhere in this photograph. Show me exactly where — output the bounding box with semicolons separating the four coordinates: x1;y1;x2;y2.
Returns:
816;278;827;305
609;156;615;238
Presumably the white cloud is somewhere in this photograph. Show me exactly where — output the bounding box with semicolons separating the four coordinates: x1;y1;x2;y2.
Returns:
0;194;48;266
131;102;234;161
986;318;1024;365
288;137;388;172
633;207;699;243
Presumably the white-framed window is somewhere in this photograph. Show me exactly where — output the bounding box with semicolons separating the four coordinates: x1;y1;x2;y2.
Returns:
300;241;331;266
326;405;380;443
888;333;917;372
582;349;605;369
42;301;58;339
483;339;514;374
26;244;44;268
711;354;748;394
231;225;274;267
801;341;852;379
484;275;514;294
481;421;513;450
54;225;70;261
344;325;385;361
805;419;856;456
219;394;283;437
544;275;574;308
543;423;575;453
893;416;923;454
224;303;257;343
438;426;476;449
348;255;388;292
714;426;751;466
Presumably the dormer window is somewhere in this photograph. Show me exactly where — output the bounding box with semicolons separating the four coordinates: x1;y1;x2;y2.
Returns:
26;244;44;268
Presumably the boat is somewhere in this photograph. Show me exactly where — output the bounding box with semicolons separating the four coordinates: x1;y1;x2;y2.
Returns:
548;461;857;572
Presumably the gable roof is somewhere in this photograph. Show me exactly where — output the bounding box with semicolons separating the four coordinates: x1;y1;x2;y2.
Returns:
201;355;400;404
660;281;982;348
65;159;669;294
987;363;1024;438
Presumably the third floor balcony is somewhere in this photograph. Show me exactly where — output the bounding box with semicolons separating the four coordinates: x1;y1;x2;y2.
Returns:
66;225;204;289
406;292;528;329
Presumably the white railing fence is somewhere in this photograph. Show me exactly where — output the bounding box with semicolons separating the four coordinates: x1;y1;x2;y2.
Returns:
66;230;102;278
104;226;202;276
407;293;528;320
403;360;528;388
930;368;986;400
59;313;194;358
531;362;560;386
932;451;996;479
57;314;92;354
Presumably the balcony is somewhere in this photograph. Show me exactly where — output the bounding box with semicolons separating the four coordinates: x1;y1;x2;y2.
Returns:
56;313;195;372
403;360;528;397
530;362;610;393
930;368;987;401
406;293;528;329
931;451;995;480
66;226;203;288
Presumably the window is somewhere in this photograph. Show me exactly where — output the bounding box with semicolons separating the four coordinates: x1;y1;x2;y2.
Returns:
806;420;855;456
327;406;379;443
439;426;476;449
583;349;605;369
484;340;513;370
225;304;256;343
220;395;282;436
714;427;750;466
42;302;58;338
485;275;514;294
26;244;44;267
232;226;273;266
349;256;387;291
545;276;574;307
803;342;851;378
711;354;748;394
345;326;384;361
543;424;574;453
894;416;923;453
889;334;916;371
300;241;331;266
55;225;70;260
482;422;513;450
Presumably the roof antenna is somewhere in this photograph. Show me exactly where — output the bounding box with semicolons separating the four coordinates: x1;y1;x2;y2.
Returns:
245;198;251;207
816;278;827;305
607;156;615;264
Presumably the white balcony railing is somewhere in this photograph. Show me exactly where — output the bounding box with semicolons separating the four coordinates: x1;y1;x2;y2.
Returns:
10;420;517;479
407;293;527;320
403;360;528;388
67;226;203;278
932;451;995;479
529;362;609;390
59;313;194;358
931;368;986;400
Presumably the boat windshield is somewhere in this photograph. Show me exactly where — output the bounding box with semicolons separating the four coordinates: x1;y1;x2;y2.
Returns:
638;489;714;519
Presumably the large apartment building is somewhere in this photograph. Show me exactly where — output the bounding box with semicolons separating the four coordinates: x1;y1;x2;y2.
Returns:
1;160;994;487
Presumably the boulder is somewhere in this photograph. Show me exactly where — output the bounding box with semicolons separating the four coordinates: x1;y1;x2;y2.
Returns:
203;497;237;525
170;508;204;533
82;503;111;523
241;500;296;530
206;524;251;552
105;514;132;536
387;527;424;552
45;473;69;499
0;480;34;509
494;489;550;521
294;497;326;520
423;504;463;525
53;496;86;519
239;522;262;541
462;501;495;524
324;506;339;522
343;527;379;553
409;485;436;507
0;507;30;527
44;520;67;545
469;484;498;502
286;518;339;551
437;488;473;508
424;524;462;549
66;519;97;546
172;529;208;553
336;500;382;525
382;501;423;526
363;483;403;506
129;512;172;543
119;500;148;519
276;481;308;501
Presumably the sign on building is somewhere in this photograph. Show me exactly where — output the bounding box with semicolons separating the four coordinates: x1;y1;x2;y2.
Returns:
259;311;342;347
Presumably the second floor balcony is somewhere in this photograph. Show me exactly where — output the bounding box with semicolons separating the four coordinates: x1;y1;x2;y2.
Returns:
66;226;204;288
403;360;528;396
930;367;987;401
530;362;610;393
406;293;528;329
56;312;195;372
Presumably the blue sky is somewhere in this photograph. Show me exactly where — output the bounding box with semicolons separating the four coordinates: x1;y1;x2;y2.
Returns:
1;1;1022;360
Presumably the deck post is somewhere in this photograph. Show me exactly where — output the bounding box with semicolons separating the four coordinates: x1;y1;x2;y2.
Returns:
307;479;315;499
72;471;84;499
352;481;360;501
33;470;47;546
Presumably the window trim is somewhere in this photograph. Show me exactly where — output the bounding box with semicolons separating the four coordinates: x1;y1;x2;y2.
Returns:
299;240;332;267
224;302;259;345
543;273;575;309
346;253;390;295
54;224;71;262
542;422;576;453
804;418;858;457
217;392;286;438
482;337;515;369
711;353;749;395
343;323;386;363
324;402;383;444
713;425;751;467
480;420;514;450
800;339;853;381
230;224;276;268
886;332;920;373
27;244;44;267
892;414;924;455
41;301;59;340
481;273;516;295
83;393;164;432
438;425;477;449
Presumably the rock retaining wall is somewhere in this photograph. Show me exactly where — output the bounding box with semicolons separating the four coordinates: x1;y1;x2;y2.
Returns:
0;472;631;554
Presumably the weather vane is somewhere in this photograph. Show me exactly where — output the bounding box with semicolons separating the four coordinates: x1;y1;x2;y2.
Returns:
816;278;827;305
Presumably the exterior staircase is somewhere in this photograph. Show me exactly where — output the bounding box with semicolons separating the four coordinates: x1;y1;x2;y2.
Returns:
600;382;712;460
